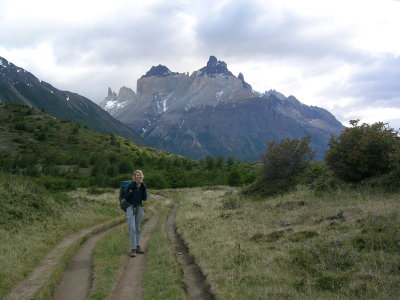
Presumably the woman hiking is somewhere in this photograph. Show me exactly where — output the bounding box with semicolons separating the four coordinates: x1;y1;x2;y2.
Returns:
124;170;147;257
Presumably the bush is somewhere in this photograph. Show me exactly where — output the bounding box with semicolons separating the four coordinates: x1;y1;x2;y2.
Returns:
0;173;60;227
326;120;400;182
243;137;314;197
87;186;113;195
34;176;77;191
145;173;168;189
242;177;296;197
260;136;315;180
227;167;243;186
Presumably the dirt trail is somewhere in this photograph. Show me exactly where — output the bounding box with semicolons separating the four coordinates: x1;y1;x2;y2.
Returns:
52;224;123;300
109;206;160;300
167;205;214;300
4;217;124;300
5;194;214;300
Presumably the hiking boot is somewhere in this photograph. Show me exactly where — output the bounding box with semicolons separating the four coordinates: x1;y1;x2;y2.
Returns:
129;250;136;257
136;246;144;254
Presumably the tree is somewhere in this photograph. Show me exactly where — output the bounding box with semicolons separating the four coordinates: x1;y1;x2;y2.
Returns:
325;120;400;182
119;159;133;174
205;155;215;170
227;167;243;186
216;155;225;168
261;136;315;180
227;156;235;166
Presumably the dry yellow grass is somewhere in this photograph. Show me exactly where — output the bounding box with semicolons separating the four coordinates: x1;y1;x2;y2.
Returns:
167;186;400;299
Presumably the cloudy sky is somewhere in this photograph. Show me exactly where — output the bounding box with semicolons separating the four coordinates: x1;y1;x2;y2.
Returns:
1;0;400;128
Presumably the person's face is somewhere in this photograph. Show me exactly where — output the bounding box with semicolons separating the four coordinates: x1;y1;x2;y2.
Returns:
134;172;143;183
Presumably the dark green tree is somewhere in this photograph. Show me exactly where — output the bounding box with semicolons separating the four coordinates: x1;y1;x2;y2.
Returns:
216;155;225;168
228;167;243;186
205;155;215;170
227;156;235;166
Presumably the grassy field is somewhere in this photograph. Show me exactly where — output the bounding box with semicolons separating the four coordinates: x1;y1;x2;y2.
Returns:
167;186;400;299
0;173;122;299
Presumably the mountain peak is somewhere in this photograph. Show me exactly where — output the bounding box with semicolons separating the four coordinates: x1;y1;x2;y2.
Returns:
107;87;113;97
141;64;179;78
199;56;233;77
238;72;252;90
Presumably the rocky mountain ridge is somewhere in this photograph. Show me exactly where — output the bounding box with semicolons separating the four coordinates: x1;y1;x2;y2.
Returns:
0;56;146;145
100;56;344;160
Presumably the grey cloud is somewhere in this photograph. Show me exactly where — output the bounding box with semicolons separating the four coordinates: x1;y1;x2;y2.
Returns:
50;1;194;68
323;54;400;111
348;55;400;105
194;0;365;64
320;54;400;129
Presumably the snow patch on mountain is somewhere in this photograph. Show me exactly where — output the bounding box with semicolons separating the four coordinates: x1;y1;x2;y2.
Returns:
105;99;130;110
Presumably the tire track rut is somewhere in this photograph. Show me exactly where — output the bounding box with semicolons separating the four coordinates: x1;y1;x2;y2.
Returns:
52;224;123;300
167;204;214;300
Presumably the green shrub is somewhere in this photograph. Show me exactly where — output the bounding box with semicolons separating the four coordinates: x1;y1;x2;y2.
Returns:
227;167;243;186
145;173;168;189
246;137;315;197
14;122;28;131
0;173;60;227
326;120;400;182
118;158;133;174
261;136;315;180
87;186;113;195
34;176;77;191
241;176;296;197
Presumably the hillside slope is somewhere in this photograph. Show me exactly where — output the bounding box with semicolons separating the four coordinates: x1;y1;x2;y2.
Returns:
0;56;146;145
0;103;256;188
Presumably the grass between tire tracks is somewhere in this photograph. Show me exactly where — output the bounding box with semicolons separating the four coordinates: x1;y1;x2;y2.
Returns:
166;186;400;299
88;224;128;300
142;197;188;300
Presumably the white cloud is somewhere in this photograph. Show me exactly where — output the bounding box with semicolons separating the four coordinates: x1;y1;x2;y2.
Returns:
0;0;399;128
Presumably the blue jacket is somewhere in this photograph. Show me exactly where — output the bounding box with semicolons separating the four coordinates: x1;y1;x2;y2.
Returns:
124;182;147;206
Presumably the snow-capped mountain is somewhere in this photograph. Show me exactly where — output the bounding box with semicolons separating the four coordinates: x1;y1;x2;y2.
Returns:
100;56;344;160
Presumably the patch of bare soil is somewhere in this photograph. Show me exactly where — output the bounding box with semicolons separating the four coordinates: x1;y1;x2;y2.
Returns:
4;217;124;300
167;205;214;300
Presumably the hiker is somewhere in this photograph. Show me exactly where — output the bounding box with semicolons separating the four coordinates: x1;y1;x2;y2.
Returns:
125;170;147;257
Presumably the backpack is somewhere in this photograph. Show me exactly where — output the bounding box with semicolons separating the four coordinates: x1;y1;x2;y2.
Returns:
119;180;132;211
